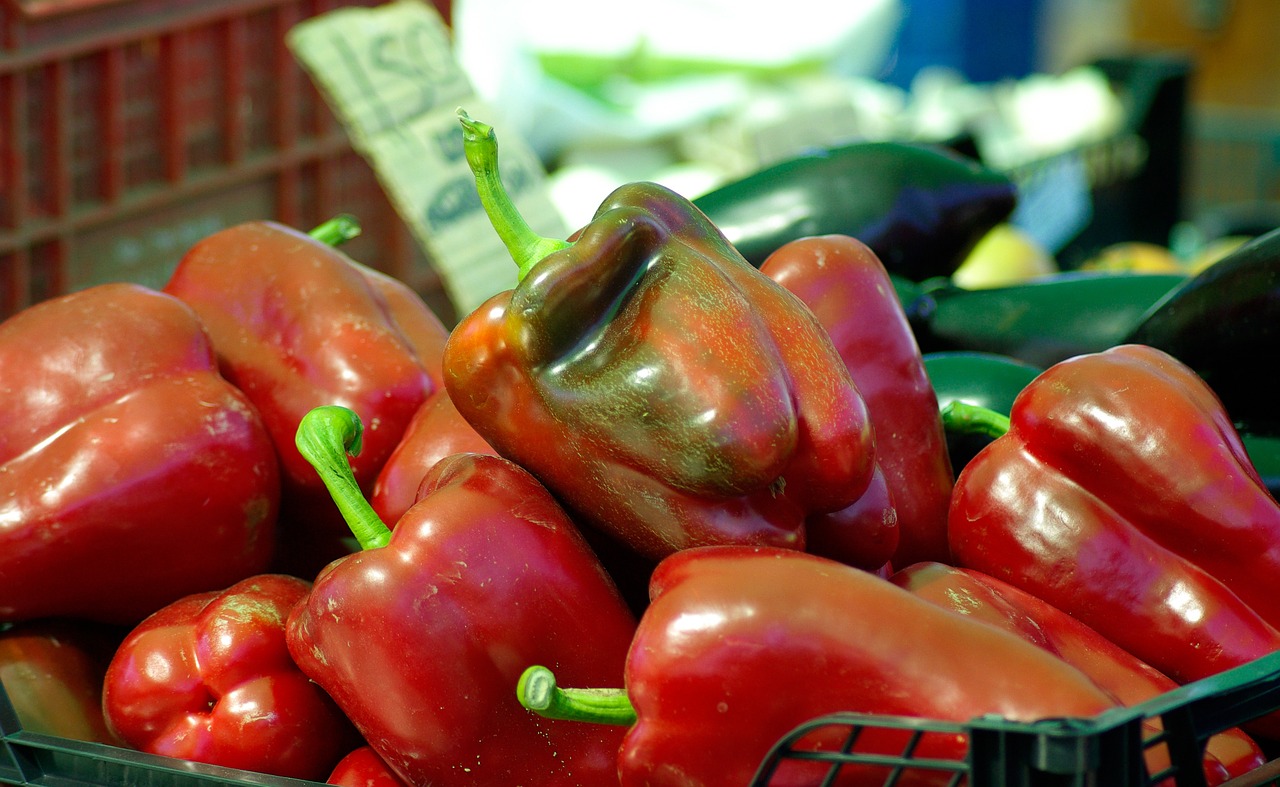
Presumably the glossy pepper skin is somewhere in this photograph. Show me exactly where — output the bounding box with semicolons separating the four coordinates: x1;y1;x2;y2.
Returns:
692;140;1017;278
891;562;1265;782
102;574;358;780
287;406;637;786
0;620;124;744
327;746;409;787
520;545;1119;787
0;283;278;625
946;345;1280;735
925;349;1280;501
761;235;953;567
164;218;450;578
447;111;875;561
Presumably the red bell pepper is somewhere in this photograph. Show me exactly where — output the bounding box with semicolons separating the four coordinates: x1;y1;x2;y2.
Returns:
0;283;278;625
101;574;358;780
327;746;410;787
286;405;637;786
0;620;124;744
891;561;1266;782
163;217;450;577
369;387;495;525
945;344;1280;736
446;110;882;565
518;545;1120;787
760;235;954;568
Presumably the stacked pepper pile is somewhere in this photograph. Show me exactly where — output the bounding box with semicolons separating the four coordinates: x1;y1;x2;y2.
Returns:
1;107;1279;787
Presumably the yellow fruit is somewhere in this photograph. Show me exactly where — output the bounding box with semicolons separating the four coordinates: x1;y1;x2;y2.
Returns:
951;224;1059;289
1080;242;1184;274
1188;236;1251;274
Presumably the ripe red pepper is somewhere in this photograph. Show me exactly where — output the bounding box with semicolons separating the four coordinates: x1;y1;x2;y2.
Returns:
101;574;358;780
327;746;409;787
369;387;495;525
761;235;954;568
286;406;637;786
945;344;1280;736
519;545;1120;787
0;620;124;744
446;111;879;564
891;561;1266;782
0;283;278;625
164;217;450;577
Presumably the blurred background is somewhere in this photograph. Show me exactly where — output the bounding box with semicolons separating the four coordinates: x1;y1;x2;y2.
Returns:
1;0;1277;323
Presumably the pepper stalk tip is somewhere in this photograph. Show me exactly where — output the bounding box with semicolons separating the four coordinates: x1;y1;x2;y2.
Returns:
455;107;570;281
514;665;637;727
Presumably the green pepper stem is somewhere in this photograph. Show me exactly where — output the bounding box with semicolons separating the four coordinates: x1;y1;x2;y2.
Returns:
295;406;392;551
307;214;363;246
940;400;1012;439
456;108;569;281
516;665;637;726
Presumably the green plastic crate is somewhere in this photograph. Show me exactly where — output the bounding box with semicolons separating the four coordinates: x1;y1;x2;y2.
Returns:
751;650;1280;786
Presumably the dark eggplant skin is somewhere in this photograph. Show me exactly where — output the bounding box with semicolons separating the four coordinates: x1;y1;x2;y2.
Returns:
907;271;1187;368
693;141;1017;280
1125;227;1280;434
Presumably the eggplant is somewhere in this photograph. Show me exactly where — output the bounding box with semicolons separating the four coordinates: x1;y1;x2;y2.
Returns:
693;141;1017;280
1125;227;1280;433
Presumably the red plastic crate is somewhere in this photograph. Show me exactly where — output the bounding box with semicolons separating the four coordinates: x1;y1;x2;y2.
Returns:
0;0;457;323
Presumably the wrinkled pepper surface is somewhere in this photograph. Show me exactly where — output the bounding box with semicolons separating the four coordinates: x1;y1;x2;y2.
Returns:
692;140;1017;278
446;110;878;563
891;561;1265;782
0;283;278;624
164;217;449;577
945;344;1280;736
102;574;358;780
519;545;1120;787
287;406;637;786
0;620;124;744
761;235;954;567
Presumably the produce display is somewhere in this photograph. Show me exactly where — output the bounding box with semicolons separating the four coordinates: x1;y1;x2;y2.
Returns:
3;104;1280;787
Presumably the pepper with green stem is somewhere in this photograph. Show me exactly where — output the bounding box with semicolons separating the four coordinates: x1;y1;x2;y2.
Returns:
164;216;451;578
285;405;637;787
515;544;1123;787
944;345;1280;738
445;109;883;567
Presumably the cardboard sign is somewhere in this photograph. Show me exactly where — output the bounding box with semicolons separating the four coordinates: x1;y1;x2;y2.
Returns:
287;0;568;315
